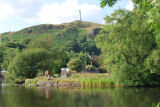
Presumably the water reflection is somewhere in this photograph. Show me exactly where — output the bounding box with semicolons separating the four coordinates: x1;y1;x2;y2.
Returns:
0;83;159;107
45;88;50;99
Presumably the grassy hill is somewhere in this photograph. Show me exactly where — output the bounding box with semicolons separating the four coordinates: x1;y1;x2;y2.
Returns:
1;21;102;42
1;20;103;55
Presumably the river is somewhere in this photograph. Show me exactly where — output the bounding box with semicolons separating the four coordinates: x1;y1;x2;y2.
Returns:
0;79;159;107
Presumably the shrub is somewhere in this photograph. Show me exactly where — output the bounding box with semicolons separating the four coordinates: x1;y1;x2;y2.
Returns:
86;65;95;70
6;48;54;81
67;58;82;72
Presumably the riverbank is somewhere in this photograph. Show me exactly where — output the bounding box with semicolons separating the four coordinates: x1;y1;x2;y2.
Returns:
24;73;115;88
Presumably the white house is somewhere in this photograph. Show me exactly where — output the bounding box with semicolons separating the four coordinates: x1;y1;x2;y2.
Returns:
61;68;70;78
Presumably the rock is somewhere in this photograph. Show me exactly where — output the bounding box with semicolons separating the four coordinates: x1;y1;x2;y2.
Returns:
25;79;81;88
89;28;102;37
46;83;52;87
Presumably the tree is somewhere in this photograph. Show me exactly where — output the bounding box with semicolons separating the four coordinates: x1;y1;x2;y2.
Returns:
27;36;54;51
78;52;89;64
6;48;54;81
145;50;160;75
51;50;68;74
0;48;3;64
2;48;19;70
100;0;119;7
66;39;81;53
66;51;91;72
0;42;25;70
80;41;101;55
100;0;160;46
96;9;159;86
67;58;82;72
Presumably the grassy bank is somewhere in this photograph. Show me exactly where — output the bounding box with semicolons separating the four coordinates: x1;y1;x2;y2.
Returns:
25;73;115;88
70;73;114;88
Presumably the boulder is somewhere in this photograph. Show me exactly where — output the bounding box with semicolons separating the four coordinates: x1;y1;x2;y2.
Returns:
89;28;102;37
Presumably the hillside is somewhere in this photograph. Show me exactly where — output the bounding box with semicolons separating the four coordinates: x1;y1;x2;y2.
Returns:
0;21;103;55
1;20;103;43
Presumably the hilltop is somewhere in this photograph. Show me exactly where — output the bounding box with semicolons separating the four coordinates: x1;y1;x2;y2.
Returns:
0;21;103;55
1;20;103;43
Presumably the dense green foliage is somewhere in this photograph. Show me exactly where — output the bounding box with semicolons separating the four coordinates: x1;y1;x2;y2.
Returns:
0;42;25;66
5;45;70;82
6;49;54;81
100;0;160;46
86;65;95;71
66;52;91;72
2;35;97;82
1;48;19;70
100;0;119;7
96;9;160;86
1;21;102;55
0;21;103;82
67;58;82;72
131;0;160;47
0;0;159;87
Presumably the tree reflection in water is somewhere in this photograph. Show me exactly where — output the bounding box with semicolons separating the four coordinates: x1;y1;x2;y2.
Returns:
0;85;159;107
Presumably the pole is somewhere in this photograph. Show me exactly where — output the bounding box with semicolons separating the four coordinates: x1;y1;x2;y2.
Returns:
79;10;82;21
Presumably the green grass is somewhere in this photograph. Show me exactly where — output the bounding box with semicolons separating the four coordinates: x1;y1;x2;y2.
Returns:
1;21;103;44
70;73;114;88
25;78;39;85
157;103;160;107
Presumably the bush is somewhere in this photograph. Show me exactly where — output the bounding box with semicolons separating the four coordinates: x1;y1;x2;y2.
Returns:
98;67;107;73
6;48;54;81
86;65;95;70
67;58;82;72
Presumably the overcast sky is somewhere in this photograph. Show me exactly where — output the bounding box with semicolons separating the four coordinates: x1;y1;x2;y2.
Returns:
0;0;133;33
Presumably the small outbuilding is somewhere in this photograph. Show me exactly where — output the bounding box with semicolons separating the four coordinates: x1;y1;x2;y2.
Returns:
61;68;70;78
1;71;8;77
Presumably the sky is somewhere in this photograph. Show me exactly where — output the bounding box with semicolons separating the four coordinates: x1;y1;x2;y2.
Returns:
0;0;134;33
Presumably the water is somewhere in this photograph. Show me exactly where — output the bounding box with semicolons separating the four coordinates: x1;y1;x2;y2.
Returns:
0;79;159;107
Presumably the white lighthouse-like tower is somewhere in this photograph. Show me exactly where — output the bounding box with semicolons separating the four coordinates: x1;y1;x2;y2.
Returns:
79;9;82;21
